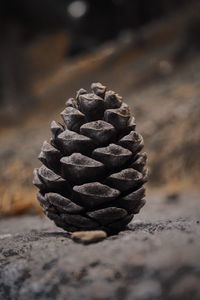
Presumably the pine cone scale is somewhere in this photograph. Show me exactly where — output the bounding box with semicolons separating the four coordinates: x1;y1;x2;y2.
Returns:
73;182;120;208
87;207;127;226
60;153;105;185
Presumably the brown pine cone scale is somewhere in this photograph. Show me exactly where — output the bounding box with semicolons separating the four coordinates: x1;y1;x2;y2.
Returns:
33;83;148;234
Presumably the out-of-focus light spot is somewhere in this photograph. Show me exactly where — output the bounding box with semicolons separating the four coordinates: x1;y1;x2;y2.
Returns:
67;1;88;18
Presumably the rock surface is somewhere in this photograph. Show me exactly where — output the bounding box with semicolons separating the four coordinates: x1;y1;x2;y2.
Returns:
0;192;200;300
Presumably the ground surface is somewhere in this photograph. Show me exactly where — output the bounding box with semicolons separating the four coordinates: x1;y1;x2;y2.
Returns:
0;192;200;300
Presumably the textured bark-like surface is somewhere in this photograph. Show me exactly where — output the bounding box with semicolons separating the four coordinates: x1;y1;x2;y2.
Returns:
33;83;148;233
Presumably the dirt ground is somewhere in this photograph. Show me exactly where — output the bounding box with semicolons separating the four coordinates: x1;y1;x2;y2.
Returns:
0;192;200;300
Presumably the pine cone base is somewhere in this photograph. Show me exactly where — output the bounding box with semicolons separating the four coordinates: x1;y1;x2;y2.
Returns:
33;83;148;234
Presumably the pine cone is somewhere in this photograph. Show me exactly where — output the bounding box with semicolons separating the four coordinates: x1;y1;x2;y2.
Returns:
33;83;148;234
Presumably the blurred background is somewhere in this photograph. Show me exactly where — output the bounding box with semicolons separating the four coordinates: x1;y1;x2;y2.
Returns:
0;0;200;216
